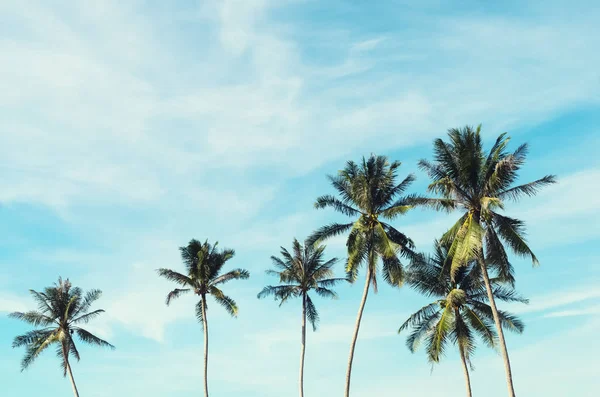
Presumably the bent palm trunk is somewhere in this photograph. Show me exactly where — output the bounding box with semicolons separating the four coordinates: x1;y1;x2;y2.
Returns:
478;253;516;397
299;294;306;397
63;345;80;397
459;342;473;397
345;268;372;397
201;297;209;397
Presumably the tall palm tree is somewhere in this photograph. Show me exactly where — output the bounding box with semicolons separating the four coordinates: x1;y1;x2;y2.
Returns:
418;125;556;396
307;154;441;397
400;240;528;397
157;239;250;397
258;239;346;397
9;277;114;397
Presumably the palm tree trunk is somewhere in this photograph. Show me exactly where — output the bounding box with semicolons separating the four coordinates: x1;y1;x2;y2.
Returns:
201;296;209;397
345;267;371;397
458;339;473;397
478;254;516;397
299;293;306;397
63;345;80;397
66;360;80;397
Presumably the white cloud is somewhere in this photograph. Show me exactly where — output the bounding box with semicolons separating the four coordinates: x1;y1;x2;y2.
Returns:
0;294;28;313
504;285;600;316
1;2;599;395
2;0;600;214
544;305;600;318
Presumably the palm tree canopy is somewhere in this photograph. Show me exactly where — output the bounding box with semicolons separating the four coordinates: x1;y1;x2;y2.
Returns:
308;154;446;290
158;239;250;322
10;277;114;374
418;125;557;282
400;241;527;365
257;238;346;330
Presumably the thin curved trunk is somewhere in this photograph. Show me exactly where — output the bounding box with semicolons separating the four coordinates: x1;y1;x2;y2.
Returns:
458;333;473;397
63;345;80;397
299;293;306;397
345;267;372;397
478;253;516;397
66;361;80;397
201;296;209;397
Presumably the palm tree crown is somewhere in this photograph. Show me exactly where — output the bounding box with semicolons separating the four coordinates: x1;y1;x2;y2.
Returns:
10;277;114;374
418;125;557;280
400;240;527;365
258;238;345;330
157;239;250;322
308;154;445;397
308;154;426;288
419;125;556;397
258;239;345;397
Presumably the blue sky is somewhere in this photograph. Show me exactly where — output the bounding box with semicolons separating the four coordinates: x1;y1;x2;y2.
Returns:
1;0;599;396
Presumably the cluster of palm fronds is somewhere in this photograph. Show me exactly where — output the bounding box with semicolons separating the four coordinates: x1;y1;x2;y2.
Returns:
9;125;555;397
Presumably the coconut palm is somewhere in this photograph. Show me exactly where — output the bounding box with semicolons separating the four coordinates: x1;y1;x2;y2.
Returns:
9;277;114;397
157;239;249;397
307;154;444;397
258;239;346;397
400;240;528;397
418;125;556;396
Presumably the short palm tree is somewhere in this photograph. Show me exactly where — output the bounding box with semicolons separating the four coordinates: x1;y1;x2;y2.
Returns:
157;239;250;397
307;154;441;397
400;240;527;397
9;277;114;397
418;125;556;396
258;239;346;397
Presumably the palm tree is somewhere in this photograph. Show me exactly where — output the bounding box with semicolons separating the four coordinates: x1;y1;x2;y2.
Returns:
9;277;114;397
400;240;528;397
157;239;250;397
307;154;441;397
257;239;346;397
418;125;556;396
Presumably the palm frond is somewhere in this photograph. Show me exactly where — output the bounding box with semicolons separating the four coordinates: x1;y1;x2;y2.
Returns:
165;288;191;305
314;287;337;299
485;226;516;285
464;307;497;348
405;311;441;353
426;304;454;363
316;277;346;288
9;311;55;327
71;289;102;317
210;287;238;317
498;175;557;202
305;295;319;331
212;268;250;285
453;310;475;361
69;336;81;362
20;330;59;371
314;195;362;217
492;213;538;265
471;286;529;304
470;302;524;333
28;290;54;315
71;309;105;325
306;222;354;246
398;303;440;334
74;328;115;349
448;213;483;278
12;329;54;348
157;268;193;286
381;255;404;287
195;299;206;330
257;285;299;305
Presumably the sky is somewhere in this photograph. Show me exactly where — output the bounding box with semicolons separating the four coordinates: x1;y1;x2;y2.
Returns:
0;0;599;396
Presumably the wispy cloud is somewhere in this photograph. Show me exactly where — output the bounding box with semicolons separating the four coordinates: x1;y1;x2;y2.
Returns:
0;294;27;314
506;285;600;316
